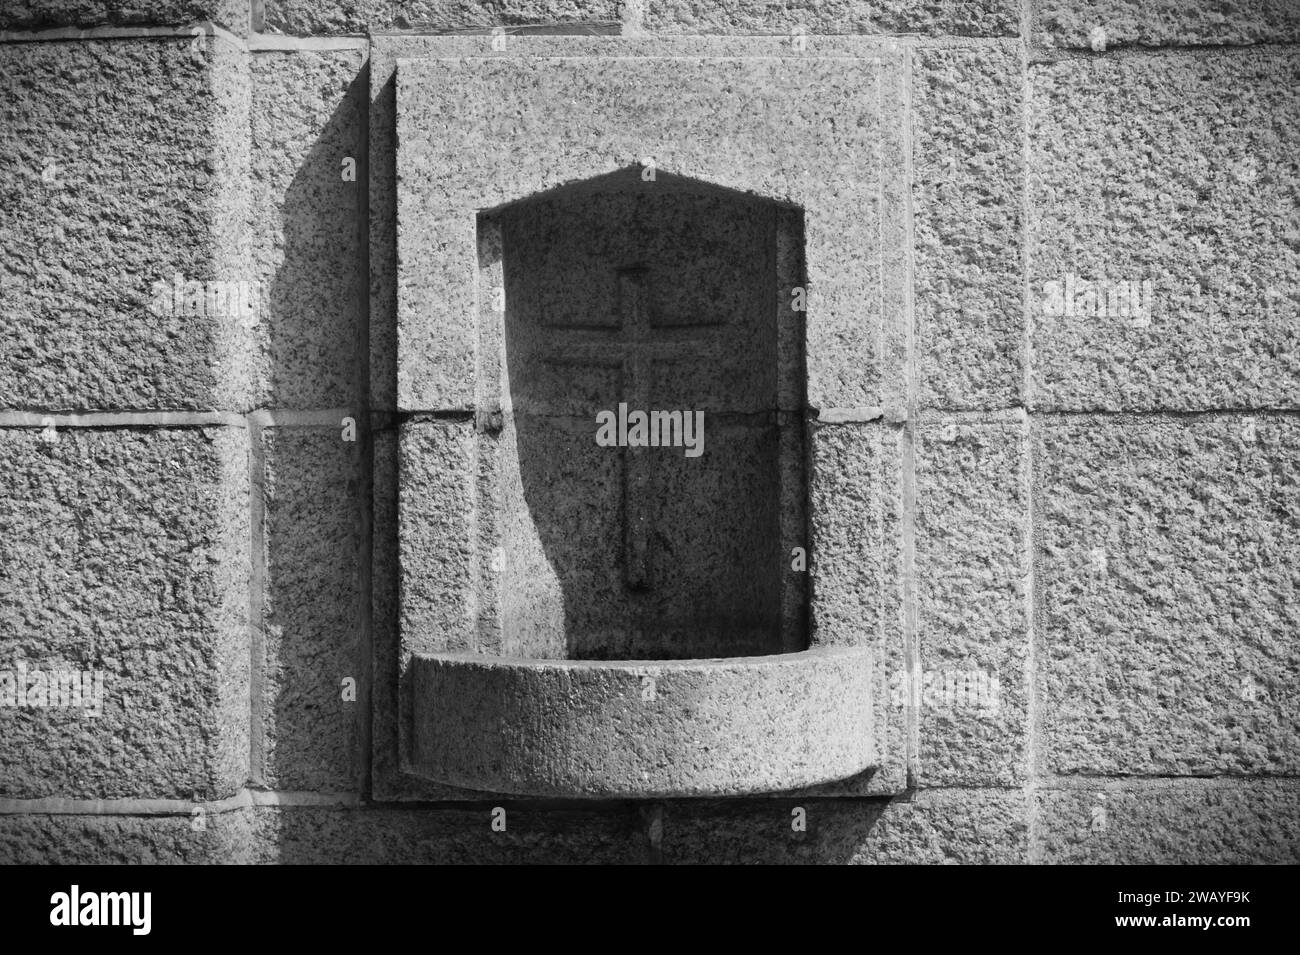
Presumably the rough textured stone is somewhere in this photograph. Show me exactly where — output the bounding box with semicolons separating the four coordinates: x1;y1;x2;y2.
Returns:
913;45;1023;410
660;789;1028;863
395;419;508;787
808;422;905;793
397;420;480;657
0;38;254;413
0;802;648;864
1036;0;1300;48
1038;416;1300;775
368;42;409;414
395;1;624;30
0;809;254;865
251;804;643;864
250;51;364;410
390;37;906;413
643;0;1019;36
411;647;874;796
263;1;621;36
0;427;249;799
1037;782;1300;864
915;418;1029;786
371;427;479;800
263;0;391;34
261;427;361;791
0;0;248;31
1028;52;1300;411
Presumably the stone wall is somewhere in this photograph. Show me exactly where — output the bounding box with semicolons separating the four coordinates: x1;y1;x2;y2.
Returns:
0;1;1296;863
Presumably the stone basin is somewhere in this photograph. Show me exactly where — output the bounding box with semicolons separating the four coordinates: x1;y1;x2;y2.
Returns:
409;645;874;797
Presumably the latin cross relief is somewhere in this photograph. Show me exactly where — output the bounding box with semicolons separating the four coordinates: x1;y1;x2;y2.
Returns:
533;266;721;592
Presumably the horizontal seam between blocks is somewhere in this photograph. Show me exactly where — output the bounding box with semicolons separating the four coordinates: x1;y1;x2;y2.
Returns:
0;21;245;46
4;409;1291;429
917;407;1299;420
1034;408;1300;422
380;22;623;37
396;54;895;63
0;409;358;428
0;411;247;428
0;790;360;816
10;782;1291;815
1030;40;1300;62
247;34;369;51
372;31;1017;46
1036;776;1300;791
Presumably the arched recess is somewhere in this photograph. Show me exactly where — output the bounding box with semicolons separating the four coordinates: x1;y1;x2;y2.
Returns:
476;166;808;661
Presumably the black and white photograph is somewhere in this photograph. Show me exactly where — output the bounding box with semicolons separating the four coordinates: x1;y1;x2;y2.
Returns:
0;0;1294;912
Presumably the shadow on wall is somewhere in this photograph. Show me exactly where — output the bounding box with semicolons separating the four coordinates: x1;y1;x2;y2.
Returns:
259;62;367;797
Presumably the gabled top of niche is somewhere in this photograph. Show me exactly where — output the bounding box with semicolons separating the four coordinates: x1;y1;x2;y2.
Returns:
479;165;804;216
479;164;807;418
389;39;908;416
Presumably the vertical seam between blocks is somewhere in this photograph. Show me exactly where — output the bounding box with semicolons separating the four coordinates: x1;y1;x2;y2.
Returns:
1020;36;1034;411
248;417;267;789
621;0;645;36
1024;415;1043;864
1020;1;1043;864
356;53;376;804
899;40;921;789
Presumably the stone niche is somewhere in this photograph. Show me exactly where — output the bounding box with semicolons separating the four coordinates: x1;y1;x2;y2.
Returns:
489;169;806;662
390;40;906;796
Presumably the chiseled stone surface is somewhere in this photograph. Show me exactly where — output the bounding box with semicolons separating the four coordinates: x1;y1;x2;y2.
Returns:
10;784;1298;864
808;422;906;794
915;418;1029;786
411;647;874;796
0;803;643;863
913;45;1023;410
392;37;904;413
1038;416;1300;776
0;0;248;31
1037;782;1300;864
0;38;254;413
0;427;249;800
394;419;508;791
371;428;480;800
397;420;480;658
264;1;622;36
1036;0;1300;48
643;0;1019;36
251;804;643;863
263;0;392;34
249;51;365;410
0;809;255;865
659;789;1029;863
1029;51;1300;411
260;427;361;791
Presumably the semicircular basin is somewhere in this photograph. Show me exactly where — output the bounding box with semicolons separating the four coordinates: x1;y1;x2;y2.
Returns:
410;645;874;797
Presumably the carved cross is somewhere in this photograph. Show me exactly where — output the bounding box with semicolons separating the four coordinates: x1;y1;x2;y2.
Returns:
540;266;718;592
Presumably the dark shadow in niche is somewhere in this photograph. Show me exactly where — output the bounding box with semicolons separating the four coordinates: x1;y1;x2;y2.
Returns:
482;167;809;662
